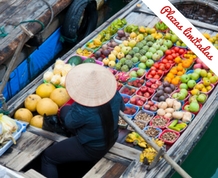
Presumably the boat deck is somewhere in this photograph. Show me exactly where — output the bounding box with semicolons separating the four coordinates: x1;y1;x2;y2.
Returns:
2;0;218;177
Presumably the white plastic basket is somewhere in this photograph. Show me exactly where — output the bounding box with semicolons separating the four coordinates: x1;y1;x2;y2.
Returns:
0;121;26;156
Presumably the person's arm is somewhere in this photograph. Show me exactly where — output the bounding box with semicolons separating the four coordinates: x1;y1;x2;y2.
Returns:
64;105;85;130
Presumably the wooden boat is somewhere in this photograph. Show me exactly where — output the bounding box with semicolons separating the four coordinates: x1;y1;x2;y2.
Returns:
1;0;218;177
0;0;104;82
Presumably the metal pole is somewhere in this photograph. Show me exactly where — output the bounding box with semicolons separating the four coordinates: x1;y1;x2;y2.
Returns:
119;111;192;178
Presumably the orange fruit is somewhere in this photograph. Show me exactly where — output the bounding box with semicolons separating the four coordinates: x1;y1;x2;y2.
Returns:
167;73;174;79
174;57;181;64
170;68;177;75
164;77;171;83
177;65;183;71
171;78;180;85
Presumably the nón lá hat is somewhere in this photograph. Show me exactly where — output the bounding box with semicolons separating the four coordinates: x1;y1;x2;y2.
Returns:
65;63;117;107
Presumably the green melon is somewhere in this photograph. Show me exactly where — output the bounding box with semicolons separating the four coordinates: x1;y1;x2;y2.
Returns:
83;58;95;63
68;56;83;66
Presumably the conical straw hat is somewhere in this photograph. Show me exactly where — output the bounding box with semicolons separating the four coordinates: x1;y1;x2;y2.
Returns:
65;63;117;107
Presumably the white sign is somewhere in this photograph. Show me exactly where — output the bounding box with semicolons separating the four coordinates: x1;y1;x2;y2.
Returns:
141;0;218;76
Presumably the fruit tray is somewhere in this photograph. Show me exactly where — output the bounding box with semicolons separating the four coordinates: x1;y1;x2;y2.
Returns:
126;78;145;88
64;54;104;66
159;129;180;145
134;110;155;125
170;89;190;103
166;120;187;133
119;85;137;97
129;67;146;79
0;121;26;156
196;81;215;95
142;100;158;115
123;103;140;119
182;101;203;115
121;93;130;104
149;115;170;130
128;95;147;108
186;70;201;83
143;126;162;139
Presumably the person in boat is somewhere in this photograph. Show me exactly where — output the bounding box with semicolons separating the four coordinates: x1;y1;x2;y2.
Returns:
41;63;125;178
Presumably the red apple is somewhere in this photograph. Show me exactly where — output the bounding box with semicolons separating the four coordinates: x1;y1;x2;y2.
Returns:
144;92;150;98
147;101;154;106
150;105;158;111
130;97;136;104
136;100;144;106
140;86;148;92
148;88;155;94
144;104;150;110
151;84;158;89
146;81;152;87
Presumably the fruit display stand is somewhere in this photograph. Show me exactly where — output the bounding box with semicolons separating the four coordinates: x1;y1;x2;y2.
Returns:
3;0;218;177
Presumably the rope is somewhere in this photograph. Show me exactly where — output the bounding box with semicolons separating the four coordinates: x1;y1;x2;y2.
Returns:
15;20;45;32
0;26;8;38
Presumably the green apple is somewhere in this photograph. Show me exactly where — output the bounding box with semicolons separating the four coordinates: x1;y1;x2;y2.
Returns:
130;71;137;77
145;59;154;68
200;69;208;77
177;92;186;100
189;95;198;103
171;34;178;43
187;80;196;89
191;73;200;81
140;56;148;63
180;74;190;83
138;62;146;69
184;105;190;111
197;93;207;103
194;68;201;74
180;89;188;96
179;83;188;90
209;76;217;84
189;101;200;112
137;68;145;77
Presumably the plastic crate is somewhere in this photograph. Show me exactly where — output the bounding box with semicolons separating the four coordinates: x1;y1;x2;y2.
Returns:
143;126;162;139
159;129;180;145
0;121;26;156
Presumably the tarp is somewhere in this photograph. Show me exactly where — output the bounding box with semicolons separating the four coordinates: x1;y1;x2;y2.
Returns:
1;28;63;103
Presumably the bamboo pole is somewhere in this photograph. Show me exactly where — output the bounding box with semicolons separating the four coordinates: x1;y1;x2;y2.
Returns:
119;111;192;178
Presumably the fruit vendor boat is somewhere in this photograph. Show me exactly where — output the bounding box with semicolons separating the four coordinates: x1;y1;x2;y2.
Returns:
1;0;218;177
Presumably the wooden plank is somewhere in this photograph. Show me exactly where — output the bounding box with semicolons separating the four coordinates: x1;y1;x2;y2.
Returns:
24;169;46;178
0;0;17;14
83;157;115;178
103;162;128;178
0;131;53;171
109;142;141;161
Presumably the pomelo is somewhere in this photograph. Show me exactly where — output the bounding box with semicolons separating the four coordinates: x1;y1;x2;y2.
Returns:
50;88;71;107
30;115;43;128
14;108;33;123
24;94;41;112
36;98;58;116
36;83;56;98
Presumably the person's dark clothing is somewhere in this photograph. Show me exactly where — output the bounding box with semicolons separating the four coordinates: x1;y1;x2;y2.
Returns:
41;91;125;178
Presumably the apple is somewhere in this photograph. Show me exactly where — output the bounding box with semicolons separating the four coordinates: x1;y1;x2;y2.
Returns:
152;52;161;61
130;71;137;78
147;101;155;106
170;34;178;43
193;63;202;69
210;76;217;84
151;84;159;89
184;105;190;111
152;43;160;50
140;56;148;63
137;68;145;77
194;68;202;74
159;45;168;52
145;51;153;59
197;93;207;103
136;100;144;106
131;57;139;63
140;86;148;92
189;101;200;112
187;80;196;89
146;59;154;68
180;89;188;96
130;97;136;105
179;83;188;90
180;74;190;83
142;45;149;51
200;69;208;77
150;105;158;111
156;39;164;45
148;47;157;53
163;40;173;48
138;63;146;69
191;73;200;81
156;50;164;57
144;104;150;110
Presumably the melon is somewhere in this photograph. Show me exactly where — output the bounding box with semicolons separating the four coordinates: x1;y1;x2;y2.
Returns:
14;108;33;123
36;98;58;116
50;88;71;107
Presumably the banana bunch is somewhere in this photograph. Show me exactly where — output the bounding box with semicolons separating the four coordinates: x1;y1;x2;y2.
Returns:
140;138;164;164
0;114;18;147
125;132;147;148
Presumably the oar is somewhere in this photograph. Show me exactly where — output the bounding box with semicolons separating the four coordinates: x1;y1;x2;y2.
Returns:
119;110;191;178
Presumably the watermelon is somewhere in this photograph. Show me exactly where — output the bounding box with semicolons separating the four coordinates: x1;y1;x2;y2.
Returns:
68;56;83;66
